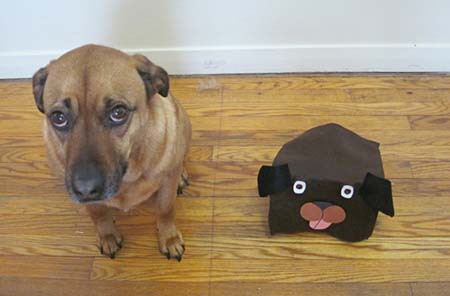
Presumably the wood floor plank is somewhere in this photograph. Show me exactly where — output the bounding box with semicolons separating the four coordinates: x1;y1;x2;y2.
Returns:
0;136;47;162
217;75;450;90
0;175;65;197
223;89;352;104
221;101;450;116
0;162;54;179
171;76;222;92
382;146;450;161
215;145;450;162
0;81;32;101
186;146;215;161
409;115;450;130
222;88;450;107
212;219;450;243
220;115;411;131
0;196;79;215
410;161;450;178
411;282;450;296
349;88;450;101
210;283;411;296
222;88;450;116
210;258;450;283
90;257;211;281
214;159;412;181
218;130;450;146
0;256;93;280
0;277;210;296
182;162;216;197
0;233;212;259
211;235;450;260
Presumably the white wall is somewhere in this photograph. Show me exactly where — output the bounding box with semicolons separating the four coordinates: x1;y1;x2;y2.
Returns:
1;0;450;78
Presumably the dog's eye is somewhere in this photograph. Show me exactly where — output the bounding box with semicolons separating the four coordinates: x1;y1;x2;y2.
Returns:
50;111;69;129
109;106;129;125
293;181;306;195
341;185;354;199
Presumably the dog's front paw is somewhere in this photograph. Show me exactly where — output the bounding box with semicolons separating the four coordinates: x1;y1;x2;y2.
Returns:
98;232;123;259
159;230;185;262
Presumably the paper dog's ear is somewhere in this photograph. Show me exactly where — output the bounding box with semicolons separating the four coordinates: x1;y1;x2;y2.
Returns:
360;173;394;217
258;164;292;197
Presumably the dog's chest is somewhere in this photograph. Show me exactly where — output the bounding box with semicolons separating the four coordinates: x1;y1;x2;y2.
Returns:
104;177;161;211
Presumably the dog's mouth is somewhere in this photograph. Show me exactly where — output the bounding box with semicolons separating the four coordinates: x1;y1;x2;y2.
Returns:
77;196;104;203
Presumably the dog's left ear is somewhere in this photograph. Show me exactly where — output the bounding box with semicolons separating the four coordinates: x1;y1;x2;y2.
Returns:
258;164;292;197
360;173;394;217
133;54;169;98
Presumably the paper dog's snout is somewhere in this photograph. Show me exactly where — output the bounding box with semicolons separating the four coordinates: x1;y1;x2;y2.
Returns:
300;202;346;230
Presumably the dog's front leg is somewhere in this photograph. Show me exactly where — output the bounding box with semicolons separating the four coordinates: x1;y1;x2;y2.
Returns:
86;203;123;259
155;168;185;261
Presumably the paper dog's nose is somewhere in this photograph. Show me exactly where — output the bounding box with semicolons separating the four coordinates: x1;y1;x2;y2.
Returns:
314;201;332;210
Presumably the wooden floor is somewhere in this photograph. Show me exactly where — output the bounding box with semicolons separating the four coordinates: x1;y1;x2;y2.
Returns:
1;74;450;295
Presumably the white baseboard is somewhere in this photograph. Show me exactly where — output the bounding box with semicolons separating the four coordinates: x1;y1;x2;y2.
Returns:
1;44;450;79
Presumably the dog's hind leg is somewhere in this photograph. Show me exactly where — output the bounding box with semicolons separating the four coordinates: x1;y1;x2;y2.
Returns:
177;166;189;195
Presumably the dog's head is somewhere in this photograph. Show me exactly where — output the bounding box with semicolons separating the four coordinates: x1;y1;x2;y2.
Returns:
32;45;169;203
258;164;394;241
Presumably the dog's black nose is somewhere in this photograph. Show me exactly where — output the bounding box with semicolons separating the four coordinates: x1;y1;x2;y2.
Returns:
71;162;105;201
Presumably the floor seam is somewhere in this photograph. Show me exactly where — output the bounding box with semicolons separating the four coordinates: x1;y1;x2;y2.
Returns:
409;282;414;296
87;256;96;280
208;85;224;296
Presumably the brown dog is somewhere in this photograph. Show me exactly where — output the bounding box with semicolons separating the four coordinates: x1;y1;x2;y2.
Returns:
32;44;191;260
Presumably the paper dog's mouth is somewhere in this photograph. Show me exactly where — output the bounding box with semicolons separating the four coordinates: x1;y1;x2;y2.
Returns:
309;219;332;230
300;201;346;231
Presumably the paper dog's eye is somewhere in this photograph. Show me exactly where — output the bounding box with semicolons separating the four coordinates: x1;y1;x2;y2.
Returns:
341;185;354;199
293;181;306;194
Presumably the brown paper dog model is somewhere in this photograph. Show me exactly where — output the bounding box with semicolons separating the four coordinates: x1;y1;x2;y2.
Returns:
258;124;394;242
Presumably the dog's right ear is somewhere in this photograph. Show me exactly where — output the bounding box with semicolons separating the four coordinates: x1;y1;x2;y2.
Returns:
258;164;292;197
32;67;48;113
133;54;169;99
